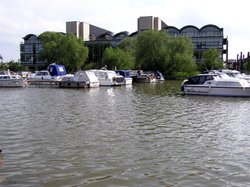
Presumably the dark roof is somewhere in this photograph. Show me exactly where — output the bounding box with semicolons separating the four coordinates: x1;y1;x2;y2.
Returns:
23;34;38;40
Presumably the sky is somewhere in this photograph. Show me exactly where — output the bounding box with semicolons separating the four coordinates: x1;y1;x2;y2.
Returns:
0;0;250;62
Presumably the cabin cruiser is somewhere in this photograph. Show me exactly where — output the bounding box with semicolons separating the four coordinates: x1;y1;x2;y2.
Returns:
181;73;250;97
116;70;132;85
131;70;156;83
60;70;99;88
28;64;67;81
90;69;124;86
0;70;26;88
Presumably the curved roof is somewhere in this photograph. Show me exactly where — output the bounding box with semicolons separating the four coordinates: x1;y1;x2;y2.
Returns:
113;31;129;38
200;24;222;31
129;31;138;37
161;26;180;32
180;25;199;32
96;32;113;40
23;34;39;40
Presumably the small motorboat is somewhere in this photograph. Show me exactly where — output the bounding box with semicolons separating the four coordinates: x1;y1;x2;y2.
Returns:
0;70;26;88
90;69;124;86
116;70;132;85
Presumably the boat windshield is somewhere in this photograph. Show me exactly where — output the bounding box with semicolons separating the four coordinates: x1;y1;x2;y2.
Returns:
187;75;214;84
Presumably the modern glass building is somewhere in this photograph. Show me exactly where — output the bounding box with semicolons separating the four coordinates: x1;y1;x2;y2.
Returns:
20;34;44;70
20;16;229;69
162;24;228;62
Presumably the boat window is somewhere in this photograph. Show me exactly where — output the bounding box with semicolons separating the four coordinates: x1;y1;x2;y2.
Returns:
198;76;206;84
206;75;214;80
188;76;200;84
216;82;241;87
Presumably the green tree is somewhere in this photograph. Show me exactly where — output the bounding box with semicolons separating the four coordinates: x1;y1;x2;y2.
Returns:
242;59;250;74
103;47;134;70
167;36;197;77
201;48;224;71
39;32;89;72
135;30;170;72
118;37;137;57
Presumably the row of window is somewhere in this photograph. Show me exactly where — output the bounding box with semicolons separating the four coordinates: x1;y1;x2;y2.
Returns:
20;44;43;53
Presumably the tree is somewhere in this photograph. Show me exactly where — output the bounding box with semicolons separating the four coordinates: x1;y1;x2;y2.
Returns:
39;32;89;72
167;36;197;76
118;37;137;57
0;54;3;61
201;48;224;71
242;59;250;74
135;30;170;72
134;30;197;77
103;47;134;70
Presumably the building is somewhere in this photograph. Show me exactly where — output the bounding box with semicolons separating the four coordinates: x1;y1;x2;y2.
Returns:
137;16;167;32
162;24;228;62
20;34;44;70
66;21;111;41
20;16;229;69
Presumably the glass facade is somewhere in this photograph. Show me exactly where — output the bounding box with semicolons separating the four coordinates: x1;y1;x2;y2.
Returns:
163;24;228;62
20;34;45;69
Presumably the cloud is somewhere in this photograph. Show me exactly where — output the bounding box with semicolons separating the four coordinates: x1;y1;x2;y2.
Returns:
0;0;250;61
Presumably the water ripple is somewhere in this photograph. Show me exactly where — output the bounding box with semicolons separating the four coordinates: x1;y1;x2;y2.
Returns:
1;83;250;186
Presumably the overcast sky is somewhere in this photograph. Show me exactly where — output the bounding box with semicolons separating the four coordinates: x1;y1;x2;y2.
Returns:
0;0;249;61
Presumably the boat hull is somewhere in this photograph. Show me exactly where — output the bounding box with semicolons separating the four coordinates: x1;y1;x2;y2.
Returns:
0;79;25;88
183;85;250;97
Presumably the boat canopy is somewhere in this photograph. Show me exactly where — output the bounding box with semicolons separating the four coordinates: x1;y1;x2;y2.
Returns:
116;70;131;78
48;64;67;76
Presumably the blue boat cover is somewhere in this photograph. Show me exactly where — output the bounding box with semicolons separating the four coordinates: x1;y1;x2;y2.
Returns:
116;70;131;78
48;64;67;76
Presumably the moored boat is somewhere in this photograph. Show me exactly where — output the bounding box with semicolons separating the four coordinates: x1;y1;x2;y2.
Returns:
90;69;124;86
59;70;99;88
0;70;26;88
28;64;67;81
131;70;156;83
221;69;250;83
181;73;250;97
116;70;132;85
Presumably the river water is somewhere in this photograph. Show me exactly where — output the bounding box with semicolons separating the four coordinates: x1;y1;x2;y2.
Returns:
1;81;250;187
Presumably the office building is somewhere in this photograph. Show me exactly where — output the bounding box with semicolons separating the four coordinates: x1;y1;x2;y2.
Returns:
20;16;228;69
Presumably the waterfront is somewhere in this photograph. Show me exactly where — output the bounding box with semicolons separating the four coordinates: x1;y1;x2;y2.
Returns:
1;81;250;187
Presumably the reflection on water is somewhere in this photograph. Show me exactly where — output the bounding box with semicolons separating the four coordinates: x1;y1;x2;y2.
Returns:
1;81;250;186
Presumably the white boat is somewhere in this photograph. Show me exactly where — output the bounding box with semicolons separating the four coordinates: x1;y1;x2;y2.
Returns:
221;69;250;83
60;70;99;88
181;73;250;97
90;69;125;86
0;70;26;88
116;70;132;85
28;70;52;80
28;64;68;81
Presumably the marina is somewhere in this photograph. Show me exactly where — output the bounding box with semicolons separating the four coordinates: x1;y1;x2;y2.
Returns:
1;81;250;186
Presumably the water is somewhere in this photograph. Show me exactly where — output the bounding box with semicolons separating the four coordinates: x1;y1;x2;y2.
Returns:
1;81;250;187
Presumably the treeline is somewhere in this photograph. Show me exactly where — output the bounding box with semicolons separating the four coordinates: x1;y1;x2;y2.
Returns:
0;60;29;72
39;31;224;76
1;30;226;76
